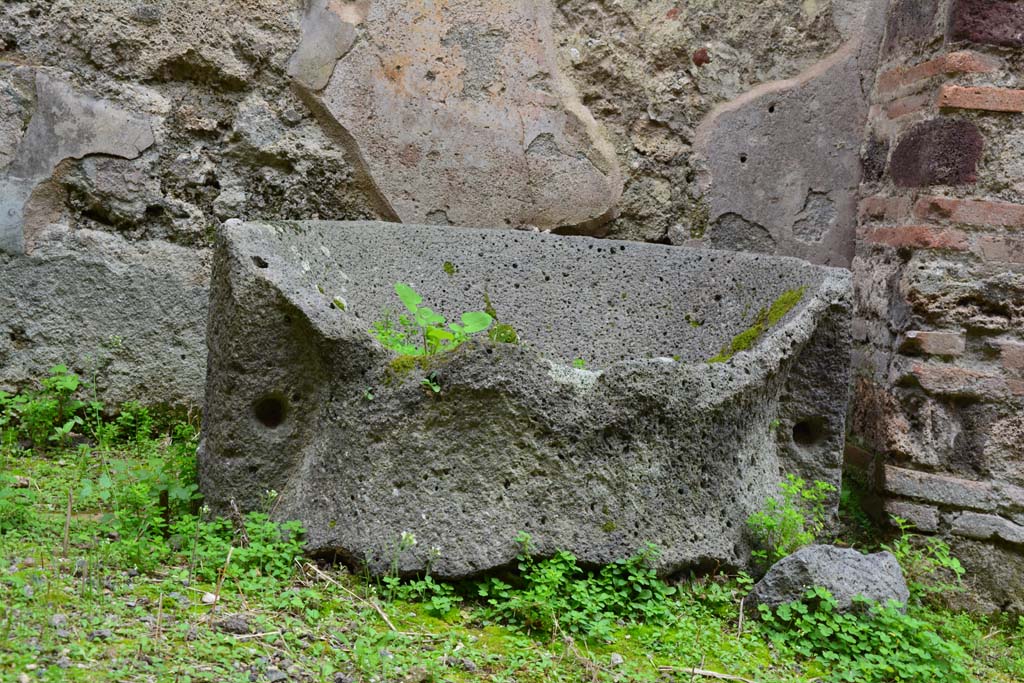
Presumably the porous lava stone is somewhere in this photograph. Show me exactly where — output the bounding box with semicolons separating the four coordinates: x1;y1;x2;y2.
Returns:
951;0;1024;48
889;118;983;188
882;0;940;56
861;136;890;184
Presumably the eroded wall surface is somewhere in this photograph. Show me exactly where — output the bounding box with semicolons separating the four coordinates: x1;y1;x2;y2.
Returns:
0;1;380;404
852;0;1024;612
0;0;875;404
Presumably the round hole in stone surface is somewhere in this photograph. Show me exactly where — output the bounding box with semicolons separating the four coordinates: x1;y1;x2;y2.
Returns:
792;417;827;447
254;395;287;429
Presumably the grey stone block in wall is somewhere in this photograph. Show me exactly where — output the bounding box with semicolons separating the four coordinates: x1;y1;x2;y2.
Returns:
0;67;153;255
950;511;1024;545
0;230;209;408
747;545;910;614
693;0;888;267
200;221;853;578
290;1;622;233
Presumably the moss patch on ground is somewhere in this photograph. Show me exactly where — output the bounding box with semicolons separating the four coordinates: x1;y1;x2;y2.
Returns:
2;379;1023;683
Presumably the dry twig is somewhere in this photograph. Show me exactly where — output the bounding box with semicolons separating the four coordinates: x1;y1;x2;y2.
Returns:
62;489;72;557
659;666;757;683
301;561;398;632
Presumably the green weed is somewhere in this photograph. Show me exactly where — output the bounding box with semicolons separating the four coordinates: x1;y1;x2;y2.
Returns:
747;475;836;568
370;283;494;357
759;587;972;683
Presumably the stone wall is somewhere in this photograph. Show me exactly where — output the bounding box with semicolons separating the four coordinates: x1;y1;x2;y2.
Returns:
4;0;1024;609
0;1;380;405
851;0;1024;612
0;0;863;404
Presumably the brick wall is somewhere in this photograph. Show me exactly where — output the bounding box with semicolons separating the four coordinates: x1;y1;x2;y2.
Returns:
853;0;1024;611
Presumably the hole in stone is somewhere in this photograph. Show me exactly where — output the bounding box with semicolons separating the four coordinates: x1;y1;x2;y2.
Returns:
739;154;748;164
254;395;287;429
792;417;827;447
768;104;775;113
252;256;269;269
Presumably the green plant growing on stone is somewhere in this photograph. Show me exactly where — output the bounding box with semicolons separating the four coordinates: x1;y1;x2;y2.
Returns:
421;373;441;394
483;288;519;344
747;475;836;567
370;283;494;357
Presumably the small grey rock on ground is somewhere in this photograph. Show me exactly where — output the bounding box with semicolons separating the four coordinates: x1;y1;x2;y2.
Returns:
747;544;910;614
214;615;252;635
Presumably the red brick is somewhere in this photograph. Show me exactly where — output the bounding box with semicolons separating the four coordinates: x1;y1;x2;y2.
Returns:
911;362;1023;398
939;85;1024;112
859;195;911;223
994;341;1024;371
914;196;1024;229
901;330;966;356
864;225;971;250
977;235;1024;263
877;51;1001;95
885;92;933;119
843;442;875;470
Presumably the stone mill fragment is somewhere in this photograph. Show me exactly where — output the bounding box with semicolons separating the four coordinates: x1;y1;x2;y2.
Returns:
200;221;853;579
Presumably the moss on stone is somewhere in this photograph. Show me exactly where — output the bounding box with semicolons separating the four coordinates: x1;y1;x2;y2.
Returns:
490;323;519;344
767;286;806;326
388;354;429;377
602;520;618;533
708;286;806;364
687;195;711;239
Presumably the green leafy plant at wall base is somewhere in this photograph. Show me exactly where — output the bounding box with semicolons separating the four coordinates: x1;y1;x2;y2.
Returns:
747;475;836;567
759;587;971;683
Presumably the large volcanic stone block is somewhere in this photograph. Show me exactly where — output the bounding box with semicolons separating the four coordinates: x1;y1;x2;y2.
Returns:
692;0;888;268
200;221;852;578
0;230;209;407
